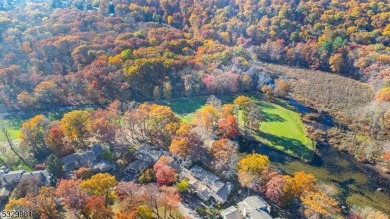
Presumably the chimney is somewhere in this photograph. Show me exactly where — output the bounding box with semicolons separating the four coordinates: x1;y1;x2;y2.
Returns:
227;184;232;193
47;175;52;184
242;208;247;217
1;166;9;174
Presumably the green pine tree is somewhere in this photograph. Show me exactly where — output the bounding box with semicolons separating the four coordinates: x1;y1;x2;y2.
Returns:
46;154;65;183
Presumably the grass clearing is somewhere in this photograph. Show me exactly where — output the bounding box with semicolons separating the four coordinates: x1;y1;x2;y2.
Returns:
0;109;85;142
153;96;209;115
0;128;20;141
153;96;209;123
159;94;314;160
251;98;314;160
0;118;22;142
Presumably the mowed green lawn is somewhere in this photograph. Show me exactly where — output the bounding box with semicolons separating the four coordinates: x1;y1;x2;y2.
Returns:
0;128;20;141
251;98;314;160
0;119;21;142
0;110;80;142
159;94;314;160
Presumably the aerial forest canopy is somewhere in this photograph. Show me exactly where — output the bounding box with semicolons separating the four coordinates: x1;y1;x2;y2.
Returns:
1;0;390;218
0;0;389;110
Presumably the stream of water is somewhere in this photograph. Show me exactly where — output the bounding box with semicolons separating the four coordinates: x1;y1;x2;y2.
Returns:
255;99;390;215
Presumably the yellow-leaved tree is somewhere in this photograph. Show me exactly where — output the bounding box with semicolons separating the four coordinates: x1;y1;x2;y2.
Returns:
20;114;50;156
81;173;118;205
283;171;316;200
301;190;340;218
237;154;270;191
61;110;92;147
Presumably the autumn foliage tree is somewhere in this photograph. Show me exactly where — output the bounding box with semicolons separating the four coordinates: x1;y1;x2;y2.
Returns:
61;110;93;147
301;190;340;218
274;79;290;97
238;154;270;191
233;96;262;130
74;167;94;180
169;122;204;161
210;139;238;178
20;115;50;157
154;157;176;186
193;104;219;132
33;187;58;219
283;171;316;201
147;104;180;147
83;195;114;219
263;173;287;205
169;137;190;159
233;96;254;109
115;181;146;213
56;179;88;217
81;173;118;205
218;115;239;139
12;177;40;200
44;121;67;156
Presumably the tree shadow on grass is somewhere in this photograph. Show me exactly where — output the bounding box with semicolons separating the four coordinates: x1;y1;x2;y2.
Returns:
330;178;380;207
331;178;357;202
255;99;276;110
271;98;297;112
254;131;314;160
159;97;208;115
256;143;293;165
261;111;286;122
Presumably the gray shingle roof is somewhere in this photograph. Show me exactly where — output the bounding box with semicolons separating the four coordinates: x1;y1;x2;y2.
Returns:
221;206;243;219
64;161;80;173
0;186;12;200
92;160;113;173
60;146;108;173
1;170;24;186
135;144;170;163
215;182;234;203
60;154;79;166
20;170;51;185
0;170;5;180
189;166;225;193
91;144;104;157
124;160;150;173
181;165;233;204
78;151;97;167
237;196;272;219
